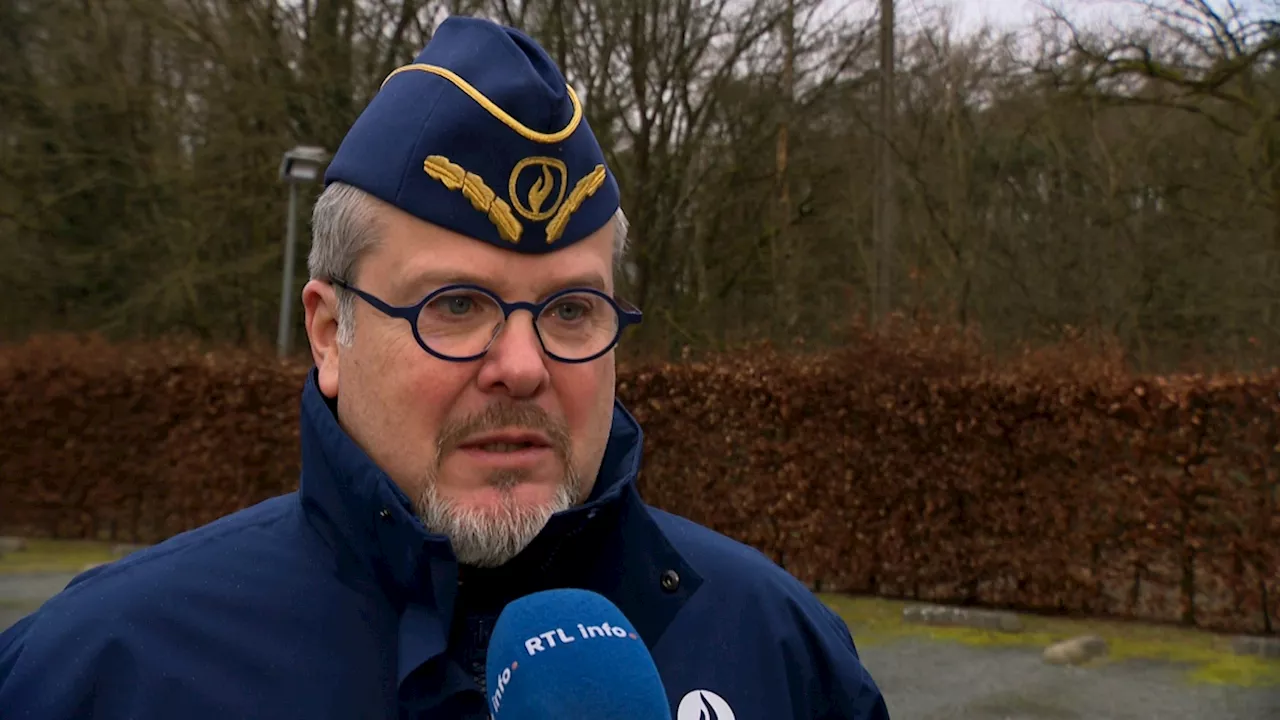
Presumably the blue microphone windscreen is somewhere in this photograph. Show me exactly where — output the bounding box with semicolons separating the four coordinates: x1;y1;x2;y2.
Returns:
485;588;673;719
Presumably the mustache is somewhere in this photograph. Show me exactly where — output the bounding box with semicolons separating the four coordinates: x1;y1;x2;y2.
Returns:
436;403;572;457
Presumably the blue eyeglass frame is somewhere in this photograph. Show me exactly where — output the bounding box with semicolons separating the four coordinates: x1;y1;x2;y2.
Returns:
331;279;644;364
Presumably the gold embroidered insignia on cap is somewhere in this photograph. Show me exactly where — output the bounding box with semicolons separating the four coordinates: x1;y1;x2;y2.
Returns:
386;63;610;247
509;157;568;222
545;164;607;244
423;155;522;244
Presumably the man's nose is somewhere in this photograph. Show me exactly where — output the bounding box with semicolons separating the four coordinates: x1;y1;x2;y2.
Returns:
475;312;551;398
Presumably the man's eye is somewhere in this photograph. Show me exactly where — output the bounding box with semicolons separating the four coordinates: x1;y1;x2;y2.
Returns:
425;292;491;319
551;301;589;321
443;296;473;315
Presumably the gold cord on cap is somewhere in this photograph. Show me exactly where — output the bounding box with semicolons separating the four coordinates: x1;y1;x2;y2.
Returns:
383;63;583;145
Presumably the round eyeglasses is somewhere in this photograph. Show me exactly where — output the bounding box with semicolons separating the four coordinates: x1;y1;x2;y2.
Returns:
332;280;643;363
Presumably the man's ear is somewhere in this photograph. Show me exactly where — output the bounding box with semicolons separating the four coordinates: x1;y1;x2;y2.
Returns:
302;279;342;398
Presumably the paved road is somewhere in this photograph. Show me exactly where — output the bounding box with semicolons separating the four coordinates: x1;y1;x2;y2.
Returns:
0;571;80;603
0;571;79;634
2;571;1278;718
858;636;1279;719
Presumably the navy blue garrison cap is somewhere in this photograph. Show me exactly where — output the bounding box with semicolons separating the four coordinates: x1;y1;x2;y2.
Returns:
325;16;619;254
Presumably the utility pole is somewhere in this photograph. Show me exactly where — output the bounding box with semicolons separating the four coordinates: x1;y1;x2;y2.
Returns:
276;145;329;358
277;182;302;358
874;0;895;323
773;0;796;333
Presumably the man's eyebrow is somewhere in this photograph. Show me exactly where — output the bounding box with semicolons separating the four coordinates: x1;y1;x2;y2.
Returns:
395;270;487;296
394;270;610;298
553;273;609;292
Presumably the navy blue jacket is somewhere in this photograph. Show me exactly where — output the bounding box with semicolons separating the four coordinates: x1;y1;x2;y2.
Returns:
0;371;889;719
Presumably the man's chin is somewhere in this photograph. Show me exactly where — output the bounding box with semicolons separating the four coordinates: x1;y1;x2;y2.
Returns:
465;479;566;510
414;479;577;568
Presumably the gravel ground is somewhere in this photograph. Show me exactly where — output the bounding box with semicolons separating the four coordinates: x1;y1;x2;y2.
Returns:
2;572;1278;718
858;636;1280;719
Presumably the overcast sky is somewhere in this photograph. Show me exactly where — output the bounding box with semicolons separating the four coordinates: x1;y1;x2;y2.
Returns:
944;0;1268;34
874;0;1117;39
950;0;1040;29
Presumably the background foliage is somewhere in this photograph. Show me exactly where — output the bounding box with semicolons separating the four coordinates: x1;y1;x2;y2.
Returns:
4;0;1280;370
2;330;1276;634
4;0;1280;636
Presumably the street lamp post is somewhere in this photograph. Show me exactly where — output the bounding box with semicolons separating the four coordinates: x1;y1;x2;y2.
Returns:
276;145;330;358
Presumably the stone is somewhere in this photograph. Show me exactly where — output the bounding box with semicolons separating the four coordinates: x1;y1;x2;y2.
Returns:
0;537;28;553
1043;635;1109;666
1231;635;1280;659
902;604;1023;633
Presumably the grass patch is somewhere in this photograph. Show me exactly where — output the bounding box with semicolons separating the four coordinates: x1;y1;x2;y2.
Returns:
821;593;1280;689
0;539;116;575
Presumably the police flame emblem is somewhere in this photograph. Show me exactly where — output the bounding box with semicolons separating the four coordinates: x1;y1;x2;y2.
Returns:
509;157;568;222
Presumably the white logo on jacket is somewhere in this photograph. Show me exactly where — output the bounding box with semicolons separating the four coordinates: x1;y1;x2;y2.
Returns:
676;689;736;720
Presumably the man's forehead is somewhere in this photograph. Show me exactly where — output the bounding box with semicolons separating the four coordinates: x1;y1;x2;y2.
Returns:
323;16;620;260
362;205;615;297
388;266;611;299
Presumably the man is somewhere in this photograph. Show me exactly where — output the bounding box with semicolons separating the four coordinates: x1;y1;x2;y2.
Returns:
0;17;889;720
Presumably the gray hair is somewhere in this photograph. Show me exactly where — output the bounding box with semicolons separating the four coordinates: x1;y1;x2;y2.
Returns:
307;181;631;347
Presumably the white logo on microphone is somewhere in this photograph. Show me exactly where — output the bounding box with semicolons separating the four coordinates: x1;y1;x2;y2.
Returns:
676;689;735;720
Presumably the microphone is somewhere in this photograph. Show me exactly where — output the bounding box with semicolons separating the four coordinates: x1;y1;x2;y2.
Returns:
484;588;673;719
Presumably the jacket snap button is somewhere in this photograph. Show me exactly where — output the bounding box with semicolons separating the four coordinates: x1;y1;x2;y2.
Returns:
378;508;392;522
660;569;680;593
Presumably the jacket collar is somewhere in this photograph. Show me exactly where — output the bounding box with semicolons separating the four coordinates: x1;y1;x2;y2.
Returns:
294;369;701;687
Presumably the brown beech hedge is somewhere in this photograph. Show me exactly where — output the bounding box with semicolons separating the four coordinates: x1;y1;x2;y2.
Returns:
2;328;1276;635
